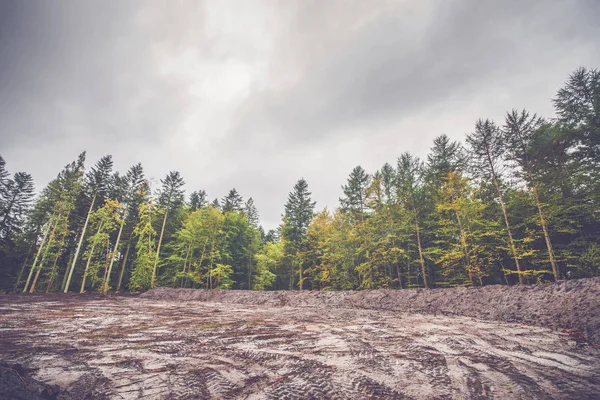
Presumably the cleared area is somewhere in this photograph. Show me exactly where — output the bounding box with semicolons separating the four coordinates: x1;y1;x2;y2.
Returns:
1;289;599;399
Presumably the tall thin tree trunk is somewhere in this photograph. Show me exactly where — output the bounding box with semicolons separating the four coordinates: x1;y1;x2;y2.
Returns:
455;210;474;285
208;236;216;290
23;222;52;293
299;261;303;291
487;154;523;284
412;199;428;288
179;239;192;288
61;251;75;292
192;237;209;289
14;242;34;291
29;215;61;293
117;240;131;292
103;216;125;294
531;183;559;280
45;248;63;294
152;210;168;287
45;223;68;293
64;193;96;293
80;222;103;293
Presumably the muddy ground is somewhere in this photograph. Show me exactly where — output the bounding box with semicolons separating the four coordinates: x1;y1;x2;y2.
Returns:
0;281;598;399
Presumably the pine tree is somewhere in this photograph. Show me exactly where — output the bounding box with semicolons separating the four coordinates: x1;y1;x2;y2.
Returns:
64;155;113;293
222;188;244;213
340;166;371;218
153;171;185;286
466;119;524;283
244;197;260;228
503;109;559;280
189;190;208;210
282;178;315;290
0;172;35;244
24;153;86;293
396;153;430;288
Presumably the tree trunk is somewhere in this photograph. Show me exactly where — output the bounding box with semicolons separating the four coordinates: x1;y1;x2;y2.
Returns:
152;210;168;287
45;223;68;293
412;201;428;288
29;215;61;293
299;259;303;291
531;184;559;280
80;222;103;293
23;222;52;293
178;241;192;288
117;240;131;292
455;210;474;285
14;242;34;291
493;177;523;284
208;237;216;290
103;216;125;294
64;193;96;293
61;251;76;292
487;153;523;284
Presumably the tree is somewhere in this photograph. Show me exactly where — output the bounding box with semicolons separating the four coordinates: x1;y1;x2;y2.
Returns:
64;155;113;293
79;199;121;292
244;197;260;228
153;171;185;286
129;199;157;291
282;178;316;290
397;153;430;288
0;172;35;244
24;153;86;293
466;119;524;283
222;188;244;213
340;166;371;218
503;109;559;280
189;190;208;210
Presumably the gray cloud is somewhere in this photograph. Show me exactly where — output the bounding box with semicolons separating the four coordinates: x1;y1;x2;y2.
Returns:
1;0;599;229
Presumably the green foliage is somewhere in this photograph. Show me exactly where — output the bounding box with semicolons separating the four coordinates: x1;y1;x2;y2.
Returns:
3;67;600;293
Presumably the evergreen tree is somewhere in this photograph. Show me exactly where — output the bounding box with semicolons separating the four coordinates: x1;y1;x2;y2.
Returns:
466;119;524;283
64;155;113;292
189;190;208;210
340;166;371;218
396;153;430;288
244;197;260;227
503;109;559;280
222;188;244;213
282;178;315;289
153;171;185;286
0;172;35;244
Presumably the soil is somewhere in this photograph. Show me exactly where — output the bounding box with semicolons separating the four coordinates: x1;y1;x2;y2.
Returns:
0;279;598;399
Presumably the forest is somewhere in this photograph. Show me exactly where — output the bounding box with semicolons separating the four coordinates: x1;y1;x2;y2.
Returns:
0;67;599;293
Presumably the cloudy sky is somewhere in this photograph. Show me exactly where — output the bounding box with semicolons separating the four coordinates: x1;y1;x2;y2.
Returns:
1;0;599;229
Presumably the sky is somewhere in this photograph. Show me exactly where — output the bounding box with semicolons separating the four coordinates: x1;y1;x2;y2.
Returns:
1;0;599;229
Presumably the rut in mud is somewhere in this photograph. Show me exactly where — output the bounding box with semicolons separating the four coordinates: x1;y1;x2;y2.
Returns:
1;285;599;399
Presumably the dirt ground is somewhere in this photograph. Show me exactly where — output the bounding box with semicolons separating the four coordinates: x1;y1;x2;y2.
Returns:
1;292;599;399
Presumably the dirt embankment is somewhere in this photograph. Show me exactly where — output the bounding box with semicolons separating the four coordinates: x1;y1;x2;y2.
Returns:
142;277;600;343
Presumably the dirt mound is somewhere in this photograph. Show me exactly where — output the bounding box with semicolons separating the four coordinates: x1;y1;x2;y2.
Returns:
142;277;600;343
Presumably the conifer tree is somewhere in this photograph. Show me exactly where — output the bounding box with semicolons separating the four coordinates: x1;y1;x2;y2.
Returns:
396;153;430;288
64;155;113;292
152;171;185;286
340;166;371;218
189;190;208;210
466;119;524;283
222;188;244;213
282;178;315;290
503;109;559;280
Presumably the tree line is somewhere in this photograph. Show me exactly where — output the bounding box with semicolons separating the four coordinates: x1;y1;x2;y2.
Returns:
0;67;598;293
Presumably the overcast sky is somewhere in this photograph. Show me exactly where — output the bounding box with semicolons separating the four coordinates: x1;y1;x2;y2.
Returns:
1;0;599;229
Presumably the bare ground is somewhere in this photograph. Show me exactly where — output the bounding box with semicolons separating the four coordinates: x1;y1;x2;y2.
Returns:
1;288;600;399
